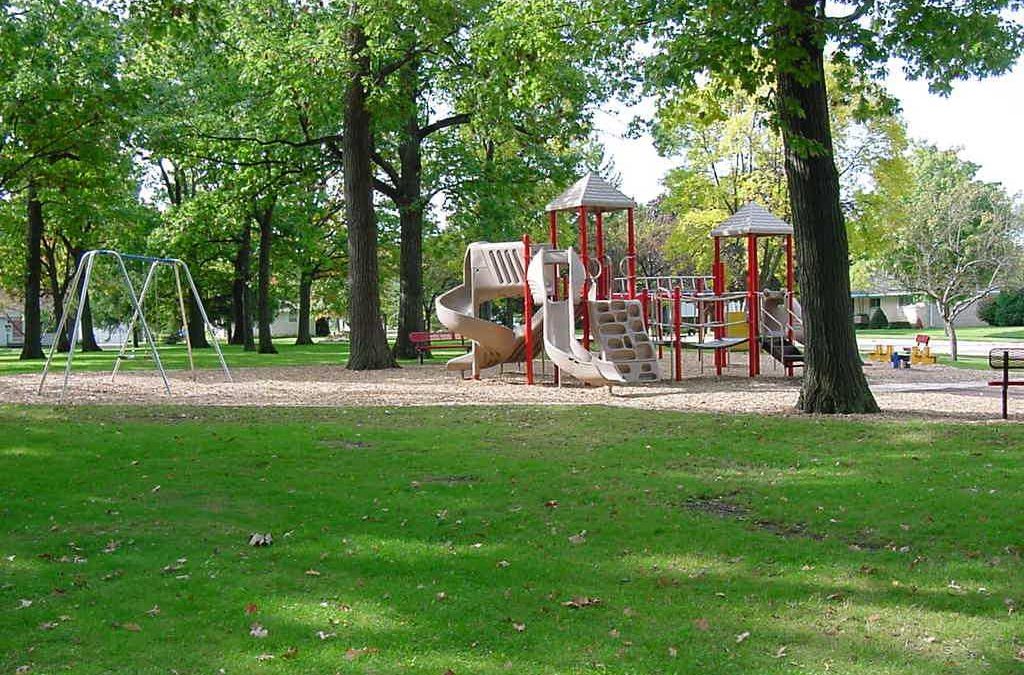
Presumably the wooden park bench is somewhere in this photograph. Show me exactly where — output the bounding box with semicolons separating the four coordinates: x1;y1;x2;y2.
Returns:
409;331;469;364
988;348;1024;419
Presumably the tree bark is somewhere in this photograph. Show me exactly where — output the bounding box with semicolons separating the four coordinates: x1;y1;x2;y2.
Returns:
295;270;314;345
230;223;255;350
343;13;398;370
187;293;211;348
19;186;44;360
79;292;102;352
255;203;278;354
391;62;427;360
775;0;878;413
945;317;959;361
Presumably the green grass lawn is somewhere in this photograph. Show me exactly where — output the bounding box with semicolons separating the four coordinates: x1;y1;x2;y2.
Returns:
856;326;1024;342
2;405;1022;674
0;338;469;377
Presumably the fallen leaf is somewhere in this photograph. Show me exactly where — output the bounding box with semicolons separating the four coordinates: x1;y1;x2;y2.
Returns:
568;531;587;545
121;622;142;632
38;622;59;630
305;569;321;577
17;599;32;609
146;605;160;617
103;541;120;554
668;646;678;658
562;596;601;609
774;645;788;658
15;666;30;674
825;592;844;601
315;631;336;640
867;613;881;623
736;631;751;643
436;592;447;602
343;647;378;661
250;623;268;638
693;618;710;631
151;485;161;493
248;533;273;547
608;628;620;638
255;653;274;662
281;646;298;659
544;500;559;508
512;622;526;633
244;603;258;615
1014;647;1024;662
496;560;510;569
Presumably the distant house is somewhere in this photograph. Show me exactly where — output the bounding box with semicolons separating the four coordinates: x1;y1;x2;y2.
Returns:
851;279;985;329
265;305;316;338
1;292;24;347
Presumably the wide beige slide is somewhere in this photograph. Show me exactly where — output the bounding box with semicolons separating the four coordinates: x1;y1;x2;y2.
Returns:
435;242;545;375
526;247;628;386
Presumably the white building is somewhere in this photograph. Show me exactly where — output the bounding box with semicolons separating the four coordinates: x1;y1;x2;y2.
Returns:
1;292;24;348
851;285;984;329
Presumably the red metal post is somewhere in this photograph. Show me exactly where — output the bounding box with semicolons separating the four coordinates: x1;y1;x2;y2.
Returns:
713;236;725;376
626;207;637;299
595;210;606;299
640;290;650;331
579;206;590;351
673;285;682;381
522;234;534;385
747;233;760;377
785;234;795;377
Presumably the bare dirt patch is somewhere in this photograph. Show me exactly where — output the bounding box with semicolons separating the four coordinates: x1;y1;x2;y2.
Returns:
0;351;1006;422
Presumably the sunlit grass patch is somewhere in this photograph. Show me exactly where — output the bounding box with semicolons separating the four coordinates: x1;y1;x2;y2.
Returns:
1;405;1022;674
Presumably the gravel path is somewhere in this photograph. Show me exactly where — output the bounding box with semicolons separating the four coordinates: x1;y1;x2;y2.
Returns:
0;351;1011;422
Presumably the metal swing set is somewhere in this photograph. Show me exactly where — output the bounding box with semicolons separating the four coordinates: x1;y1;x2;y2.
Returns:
39;250;232;402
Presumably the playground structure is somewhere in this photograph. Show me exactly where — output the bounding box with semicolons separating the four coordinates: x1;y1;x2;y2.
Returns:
38;250;232;402
436;174;806;387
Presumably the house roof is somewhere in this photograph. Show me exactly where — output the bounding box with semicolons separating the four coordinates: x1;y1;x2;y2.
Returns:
545;172;637;212
709;202;793;238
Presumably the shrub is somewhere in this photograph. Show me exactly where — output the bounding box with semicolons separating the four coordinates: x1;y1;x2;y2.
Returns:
868;306;889;329
979;290;1024;326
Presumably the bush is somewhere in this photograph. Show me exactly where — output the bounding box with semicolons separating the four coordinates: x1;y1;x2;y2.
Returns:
979;290;1024;326
868;306;889;329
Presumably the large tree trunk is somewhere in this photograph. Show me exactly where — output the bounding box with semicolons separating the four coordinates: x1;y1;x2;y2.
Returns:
187;293;211;348
230;223;255;350
79;293;102;352
342;14;397;370
295;270;314;346
255;204;277;354
19;186;44;360
392;62;427;360
775;0;878;414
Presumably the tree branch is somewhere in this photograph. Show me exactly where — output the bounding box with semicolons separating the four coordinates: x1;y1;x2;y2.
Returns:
418;113;471;140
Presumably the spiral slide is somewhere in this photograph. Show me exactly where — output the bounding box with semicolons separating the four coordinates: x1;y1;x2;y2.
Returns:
434;242;545;375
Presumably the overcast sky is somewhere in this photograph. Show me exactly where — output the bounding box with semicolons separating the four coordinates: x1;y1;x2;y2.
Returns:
595;61;1024;205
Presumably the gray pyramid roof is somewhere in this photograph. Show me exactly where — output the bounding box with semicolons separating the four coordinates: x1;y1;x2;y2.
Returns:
545;173;637;212
709;202;793;237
